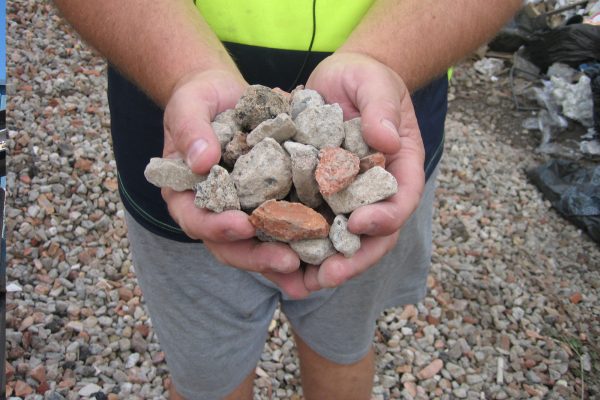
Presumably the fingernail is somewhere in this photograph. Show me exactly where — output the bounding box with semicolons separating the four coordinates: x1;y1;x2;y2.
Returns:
186;139;208;167
359;222;378;235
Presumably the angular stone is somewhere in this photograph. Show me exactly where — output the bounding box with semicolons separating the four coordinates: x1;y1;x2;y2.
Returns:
249;200;329;242
343;117;370;158
144;158;206;191
211;121;235;151
290;238;337;265
223;131;250;167
195;165;240;212
417;359;444;380
283;141;322;208
359;152;386;173
29;364;46;383
78;383;102;397
316;147;360;196
231;138;292;209
214;108;241;131
290;87;325;120
235;85;289;130
247;113;297;147
14;381;33;397
324;166;398;214
329;215;361;257
294;104;344;149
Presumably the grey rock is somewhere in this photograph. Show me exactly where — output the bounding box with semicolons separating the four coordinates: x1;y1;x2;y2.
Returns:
247;113;296;147
343;117;370;158
195;165;240;212
214;109;241;131
329;215;361;257
290;88;324;119
235;85;289;130
283;141;322;208
211;121;235;151
144;158;206;192
290;238;337;265
231;138;292;209
294;104;345;149
324;166;398;214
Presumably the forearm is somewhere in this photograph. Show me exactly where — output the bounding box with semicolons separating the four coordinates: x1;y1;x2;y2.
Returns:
53;0;240;106
340;0;522;91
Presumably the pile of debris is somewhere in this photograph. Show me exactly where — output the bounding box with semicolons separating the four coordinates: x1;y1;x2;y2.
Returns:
475;0;600;242
145;85;397;263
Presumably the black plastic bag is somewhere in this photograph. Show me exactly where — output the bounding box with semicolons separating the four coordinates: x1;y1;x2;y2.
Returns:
527;160;600;243
523;24;600;72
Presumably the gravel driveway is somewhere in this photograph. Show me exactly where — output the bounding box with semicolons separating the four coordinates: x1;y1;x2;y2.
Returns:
5;1;600;399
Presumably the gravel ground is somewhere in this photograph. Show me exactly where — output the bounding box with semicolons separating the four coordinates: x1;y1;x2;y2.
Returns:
5;1;600;399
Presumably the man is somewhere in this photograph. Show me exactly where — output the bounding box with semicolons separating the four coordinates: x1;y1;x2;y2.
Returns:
54;1;522;399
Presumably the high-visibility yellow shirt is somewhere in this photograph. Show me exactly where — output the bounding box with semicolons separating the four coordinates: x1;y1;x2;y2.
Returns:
195;0;375;52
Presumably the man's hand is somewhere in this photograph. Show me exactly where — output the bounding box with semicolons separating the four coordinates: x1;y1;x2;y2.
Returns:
303;52;425;290
161;68;311;299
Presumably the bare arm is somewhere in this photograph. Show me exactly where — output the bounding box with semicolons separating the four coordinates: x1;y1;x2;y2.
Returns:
53;0;241;106
340;0;523;91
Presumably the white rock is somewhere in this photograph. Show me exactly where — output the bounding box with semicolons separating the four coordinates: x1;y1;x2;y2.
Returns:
294;104;344;149
290;238;337;265
324;167;398;214
329;215;361;257
343;117;370;158
78;383;102;397
247;113;296;147
144;158;206;191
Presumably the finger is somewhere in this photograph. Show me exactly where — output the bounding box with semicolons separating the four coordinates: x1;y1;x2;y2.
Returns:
348;149;425;236
262;269;312;300
303;265;322;292
317;232;399;288
349;105;425;236
204;239;300;274
163;86;222;175
162;189;255;241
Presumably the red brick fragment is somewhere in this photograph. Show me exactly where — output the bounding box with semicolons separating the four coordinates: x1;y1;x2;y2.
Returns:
249;200;329;242
359;152;386;173
315;147;360;196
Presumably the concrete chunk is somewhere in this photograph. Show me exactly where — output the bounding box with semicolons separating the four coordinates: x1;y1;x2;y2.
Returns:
290;88;325;120
235;85;289;130
144;158;206;192
194;165;240;212
211;121;235;152
343;117;370;158
290;238;337;265
329;215;361;257
324;166;398;214
283;141;322;208
247;113;297;147
231;138;292;209
294;104;345;149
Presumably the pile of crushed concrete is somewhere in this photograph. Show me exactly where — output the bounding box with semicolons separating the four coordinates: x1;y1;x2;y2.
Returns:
145;85;397;264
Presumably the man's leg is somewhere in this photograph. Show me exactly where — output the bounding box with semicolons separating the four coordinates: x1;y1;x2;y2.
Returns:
169;370;255;400
294;333;375;400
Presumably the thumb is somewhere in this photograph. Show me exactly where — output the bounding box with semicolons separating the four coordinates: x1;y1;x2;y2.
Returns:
354;70;419;155
163;90;222;175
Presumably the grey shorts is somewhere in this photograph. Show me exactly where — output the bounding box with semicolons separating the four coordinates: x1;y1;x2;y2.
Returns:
125;169;437;399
